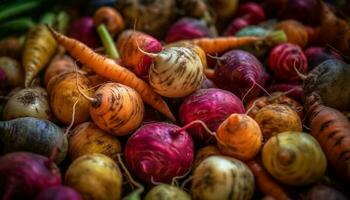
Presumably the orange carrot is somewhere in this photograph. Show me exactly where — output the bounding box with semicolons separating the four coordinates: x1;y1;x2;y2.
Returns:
246;160;291;200
48;27;175;121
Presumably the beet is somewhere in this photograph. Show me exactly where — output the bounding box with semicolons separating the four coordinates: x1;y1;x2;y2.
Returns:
124;122;194;184
179;88;245;144
68;17;100;48
0;152;61;200
36;186;83;200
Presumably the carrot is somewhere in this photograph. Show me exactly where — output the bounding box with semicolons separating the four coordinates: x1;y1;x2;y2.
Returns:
305;93;350;181
246;160;291;200
22;25;57;87
93;6;124;36
48;27;175;121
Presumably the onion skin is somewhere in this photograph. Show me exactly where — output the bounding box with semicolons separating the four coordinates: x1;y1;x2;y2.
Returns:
0;152;61;200
262;132;327;186
68;17;101;48
268;43;308;83
144;184;191;200
305;185;348;200
179;88;245;144
69;122;122;161
0;56;24;88
165;17;213;43
192;155;255;200
0;117;68;163
213;50;267;101
124;122;194;184
3;87;51;120
35;186;83;200
65;153;123;200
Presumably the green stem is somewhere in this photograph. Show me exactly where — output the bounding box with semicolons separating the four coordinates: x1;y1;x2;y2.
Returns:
39;12;56;27
97;24;119;59
0;0;41;22
57;10;70;34
0;17;35;32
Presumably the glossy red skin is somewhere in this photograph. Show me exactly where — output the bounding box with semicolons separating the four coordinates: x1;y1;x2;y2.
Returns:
136;39;162;80
124;123;194;184
68;17;101;48
179;89;245;144
304;47;343;70
165;17;213;43
267;83;303;103
35;186;83;200
0;152;61;200
268;43;308;83
213;50;267;101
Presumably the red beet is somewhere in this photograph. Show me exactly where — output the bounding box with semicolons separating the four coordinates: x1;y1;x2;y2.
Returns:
165;17;213;43
304;47;343;70
179;89;245;144
124;122;194;184
268;43;308;83
213;50;267;101
0;152;61;200
68;17;101;48
36;186;83;200
267;83;303;102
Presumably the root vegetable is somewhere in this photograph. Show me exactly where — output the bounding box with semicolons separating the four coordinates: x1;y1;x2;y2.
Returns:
275;20;309;48
93;7;124;36
0;37;21;59
194;145;222;168
35;186;83;200
0;56;24;88
145;184;191;200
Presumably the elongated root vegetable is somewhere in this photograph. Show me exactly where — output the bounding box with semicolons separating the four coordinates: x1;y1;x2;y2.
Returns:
246;160;291;200
87;83;144;136
145;184;191;200
23;25;57;87
65;153;123;200
47;72;93;125
0;117;68;163
93;7;124;36
194;145;222;168
117;30;162;78
305;93;350;181
69;122;122;161
48;27;175;121
0;56;24;88
3;86;51;120
254;104;302;141
262;131;327;186
216;113;262;161
146;46;204;98
192;155;255;200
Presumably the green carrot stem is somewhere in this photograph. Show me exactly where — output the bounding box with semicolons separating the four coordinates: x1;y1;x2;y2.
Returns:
39;12;56;27
0;1;41;22
97;24;119;59
57;10;70;34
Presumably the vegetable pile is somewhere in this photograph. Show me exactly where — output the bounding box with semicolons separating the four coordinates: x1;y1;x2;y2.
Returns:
1;0;350;199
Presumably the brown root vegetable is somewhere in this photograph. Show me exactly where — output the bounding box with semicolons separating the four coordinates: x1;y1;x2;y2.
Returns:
0;56;24;88
194;145;222;168
254;104;302;141
275;20;308;48
116;0;176;38
3;87;51;120
305;185;348;200
207;0;239;20
93;7;125;36
69;122;122;161
48;72;93;125
0;37;21;59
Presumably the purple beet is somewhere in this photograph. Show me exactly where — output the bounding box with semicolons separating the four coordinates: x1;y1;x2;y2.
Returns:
36;186;83;200
68;17;101;48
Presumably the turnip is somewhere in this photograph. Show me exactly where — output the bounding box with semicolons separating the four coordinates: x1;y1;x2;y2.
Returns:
192;155;255;200
124;122;194;184
144;184;191;200
179;88;245;144
0;152;61;200
35;186;83;200
0;117;68;163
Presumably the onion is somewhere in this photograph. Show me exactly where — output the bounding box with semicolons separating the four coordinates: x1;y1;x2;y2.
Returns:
0;152;61;200
179;88;245;144
124;122;194;183
35;186;83;200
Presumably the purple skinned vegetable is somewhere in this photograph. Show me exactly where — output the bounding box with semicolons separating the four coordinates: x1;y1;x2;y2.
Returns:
36;186;83;200
68;17;101;48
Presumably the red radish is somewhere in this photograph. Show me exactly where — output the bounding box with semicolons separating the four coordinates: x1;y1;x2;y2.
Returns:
124;122;194;184
304;47;342;70
0;152;61;200
268;43;308;83
166;18;213;43
224;2;266;36
179;88;245;144
213;50;268;102
36;186;83;200
267;83;303;102
68;17;101;48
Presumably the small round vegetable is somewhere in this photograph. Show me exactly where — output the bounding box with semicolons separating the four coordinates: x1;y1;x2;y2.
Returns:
267;83;303;103
69;122;122;161
148;46;204;98
165;17;213;43
0;152;61;200
124;122;194;183
89;83;144;136
144;184;191;200
43;54;77;87
68;17;100;48
3;87;51;120
207;0;238;20
254;104;302;141
304;47;342;70
192;155;255;200
268;43;308;83
275;20;308;48
65;153;123;200
48;72;93;125
93;7;124;36
305;185;348;200
179;88;245;144
262;132;327;186
35;186;83;200
0;56;24;88
0;37;21;59
194;145;222;168
216;113;263;161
